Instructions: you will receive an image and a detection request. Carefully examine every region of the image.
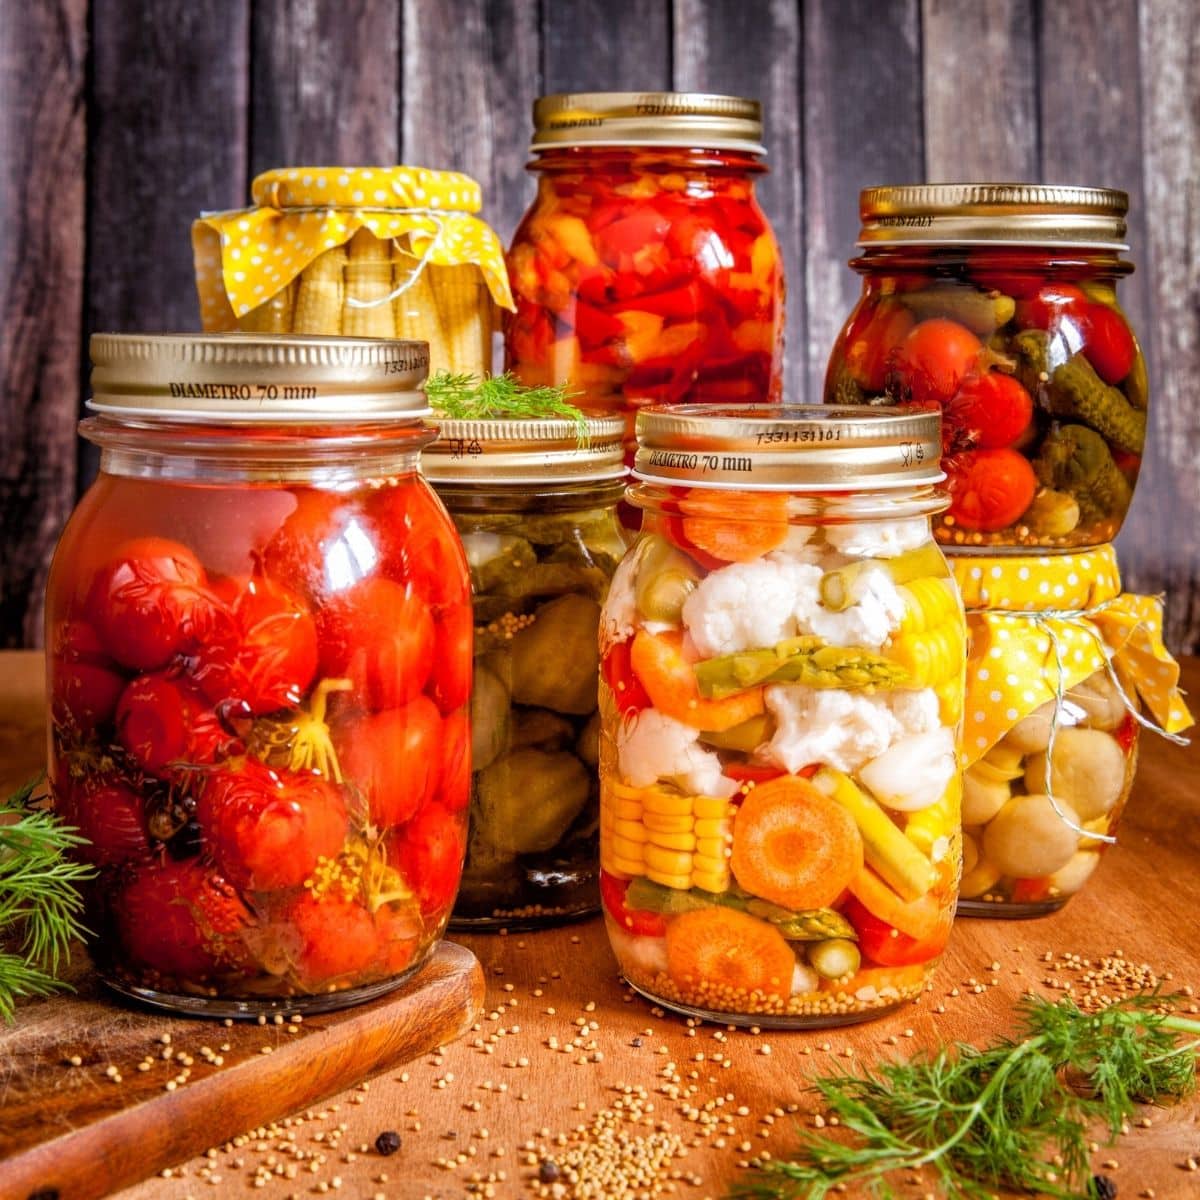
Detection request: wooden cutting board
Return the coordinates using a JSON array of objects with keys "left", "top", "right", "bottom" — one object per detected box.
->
[{"left": 0, "top": 941, "right": 484, "bottom": 1200}]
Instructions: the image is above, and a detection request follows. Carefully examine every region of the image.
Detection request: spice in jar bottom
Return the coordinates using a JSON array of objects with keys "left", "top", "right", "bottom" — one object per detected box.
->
[
  {"left": 959, "top": 668, "right": 1138, "bottom": 910},
  {"left": 598, "top": 491, "right": 964, "bottom": 1020},
  {"left": 48, "top": 475, "right": 472, "bottom": 1001}
]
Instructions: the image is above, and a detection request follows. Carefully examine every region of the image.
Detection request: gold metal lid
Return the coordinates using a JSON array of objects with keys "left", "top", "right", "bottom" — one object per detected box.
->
[
  {"left": 422, "top": 415, "right": 626, "bottom": 485},
  {"left": 531, "top": 92, "right": 765, "bottom": 154},
  {"left": 858, "top": 183, "right": 1129, "bottom": 248},
  {"left": 88, "top": 333, "right": 430, "bottom": 422},
  {"left": 633, "top": 405, "right": 943, "bottom": 491}
]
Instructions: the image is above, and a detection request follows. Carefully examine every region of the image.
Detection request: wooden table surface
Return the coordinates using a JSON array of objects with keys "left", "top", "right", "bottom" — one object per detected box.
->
[{"left": 3, "top": 650, "right": 1199, "bottom": 1200}]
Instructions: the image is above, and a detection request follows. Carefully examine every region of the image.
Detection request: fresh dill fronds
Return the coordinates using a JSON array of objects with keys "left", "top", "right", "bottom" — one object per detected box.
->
[
  {"left": 425, "top": 370, "right": 589, "bottom": 442},
  {"left": 731, "top": 993, "right": 1200, "bottom": 1200},
  {"left": 0, "top": 778, "right": 95, "bottom": 1021}
]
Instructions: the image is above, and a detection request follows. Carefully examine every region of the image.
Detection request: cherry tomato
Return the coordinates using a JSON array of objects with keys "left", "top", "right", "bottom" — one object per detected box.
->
[
  {"left": 57, "top": 774, "right": 150, "bottom": 867},
  {"left": 259, "top": 488, "right": 368, "bottom": 604},
  {"left": 1009, "top": 877, "right": 1053, "bottom": 904},
  {"left": 393, "top": 802, "right": 465, "bottom": 917},
  {"left": 843, "top": 298, "right": 915, "bottom": 392},
  {"left": 373, "top": 903, "right": 421, "bottom": 975},
  {"left": 317, "top": 577, "right": 435, "bottom": 710},
  {"left": 1014, "top": 283, "right": 1089, "bottom": 332},
  {"left": 196, "top": 576, "right": 319, "bottom": 714},
  {"left": 945, "top": 448, "right": 1038, "bottom": 532},
  {"left": 844, "top": 895, "right": 952, "bottom": 967},
  {"left": 86, "top": 537, "right": 225, "bottom": 672},
  {"left": 336, "top": 698, "right": 443, "bottom": 827},
  {"left": 944, "top": 372, "right": 1035, "bottom": 451},
  {"left": 1114, "top": 711, "right": 1139, "bottom": 755},
  {"left": 50, "top": 619, "right": 125, "bottom": 734},
  {"left": 966, "top": 248, "right": 1049, "bottom": 299},
  {"left": 115, "top": 672, "right": 240, "bottom": 778},
  {"left": 891, "top": 318, "right": 983, "bottom": 407},
  {"left": 601, "top": 640, "right": 652, "bottom": 717},
  {"left": 1083, "top": 302, "right": 1136, "bottom": 384},
  {"left": 599, "top": 869, "right": 667, "bottom": 938},
  {"left": 284, "top": 891, "right": 379, "bottom": 987},
  {"left": 436, "top": 709, "right": 471, "bottom": 814},
  {"left": 114, "top": 859, "right": 253, "bottom": 978},
  {"left": 197, "top": 760, "right": 348, "bottom": 891},
  {"left": 427, "top": 605, "right": 473, "bottom": 714}
]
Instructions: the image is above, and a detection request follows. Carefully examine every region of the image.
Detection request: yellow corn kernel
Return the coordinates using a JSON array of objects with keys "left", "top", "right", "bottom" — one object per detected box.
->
[
  {"left": 292, "top": 245, "right": 347, "bottom": 334},
  {"left": 898, "top": 577, "right": 960, "bottom": 635},
  {"left": 431, "top": 263, "right": 492, "bottom": 376},
  {"left": 610, "top": 855, "right": 646, "bottom": 878},
  {"left": 904, "top": 776, "right": 960, "bottom": 857},
  {"left": 611, "top": 834, "right": 647, "bottom": 863},
  {"left": 643, "top": 812, "right": 694, "bottom": 836},
  {"left": 692, "top": 869, "right": 731, "bottom": 894},
  {"left": 609, "top": 779, "right": 649, "bottom": 801},
  {"left": 644, "top": 868, "right": 693, "bottom": 891},
  {"left": 643, "top": 845, "right": 693, "bottom": 877},
  {"left": 641, "top": 789, "right": 694, "bottom": 817},
  {"left": 935, "top": 679, "right": 964, "bottom": 726},
  {"left": 342, "top": 229, "right": 396, "bottom": 338},
  {"left": 693, "top": 796, "right": 732, "bottom": 820},
  {"left": 649, "top": 830, "right": 697, "bottom": 853},
  {"left": 694, "top": 818, "right": 730, "bottom": 839},
  {"left": 239, "top": 280, "right": 296, "bottom": 332},
  {"left": 887, "top": 621, "right": 963, "bottom": 688},
  {"left": 695, "top": 837, "right": 729, "bottom": 859},
  {"left": 611, "top": 797, "right": 643, "bottom": 821},
  {"left": 692, "top": 853, "right": 728, "bottom": 876},
  {"left": 612, "top": 819, "right": 648, "bottom": 844}
]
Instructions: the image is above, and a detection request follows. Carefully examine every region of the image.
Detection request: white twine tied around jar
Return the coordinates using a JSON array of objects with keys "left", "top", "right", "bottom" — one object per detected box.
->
[{"left": 965, "top": 596, "right": 1190, "bottom": 845}]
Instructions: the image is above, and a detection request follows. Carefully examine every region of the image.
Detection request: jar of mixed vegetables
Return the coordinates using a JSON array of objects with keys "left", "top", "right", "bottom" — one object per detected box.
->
[
  {"left": 505, "top": 93, "right": 784, "bottom": 453},
  {"left": 599, "top": 405, "right": 964, "bottom": 1026},
  {"left": 46, "top": 334, "right": 472, "bottom": 1015},
  {"left": 824, "top": 185, "right": 1145, "bottom": 550},
  {"left": 953, "top": 548, "right": 1193, "bottom": 915},
  {"left": 422, "top": 414, "right": 627, "bottom": 927}
]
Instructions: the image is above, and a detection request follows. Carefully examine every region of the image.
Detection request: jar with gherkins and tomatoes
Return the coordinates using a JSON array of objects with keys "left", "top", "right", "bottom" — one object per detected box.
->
[
  {"left": 599, "top": 405, "right": 965, "bottom": 1027},
  {"left": 505, "top": 93, "right": 785, "bottom": 457},
  {"left": 422, "top": 414, "right": 627, "bottom": 928},
  {"left": 46, "top": 333, "right": 472, "bottom": 1015},
  {"left": 824, "top": 185, "right": 1145, "bottom": 551}
]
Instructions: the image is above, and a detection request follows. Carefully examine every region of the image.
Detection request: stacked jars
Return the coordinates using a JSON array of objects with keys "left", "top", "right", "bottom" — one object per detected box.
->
[
  {"left": 598, "top": 405, "right": 964, "bottom": 1026},
  {"left": 824, "top": 185, "right": 1193, "bottom": 915},
  {"left": 46, "top": 334, "right": 472, "bottom": 1014},
  {"left": 421, "top": 415, "right": 627, "bottom": 927},
  {"left": 505, "top": 92, "right": 785, "bottom": 457}
]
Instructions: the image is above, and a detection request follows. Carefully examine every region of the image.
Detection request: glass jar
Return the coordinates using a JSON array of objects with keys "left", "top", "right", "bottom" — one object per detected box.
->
[
  {"left": 422, "top": 415, "right": 627, "bottom": 927},
  {"left": 505, "top": 93, "right": 785, "bottom": 455},
  {"left": 952, "top": 547, "right": 1192, "bottom": 916},
  {"left": 193, "top": 166, "right": 516, "bottom": 376},
  {"left": 45, "top": 333, "right": 472, "bottom": 1016},
  {"left": 823, "top": 184, "right": 1145, "bottom": 551},
  {"left": 598, "top": 405, "right": 964, "bottom": 1027}
]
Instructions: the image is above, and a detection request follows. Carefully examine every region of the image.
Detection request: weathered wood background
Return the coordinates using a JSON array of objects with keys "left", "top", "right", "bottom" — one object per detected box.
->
[{"left": 2, "top": 0, "right": 1197, "bottom": 650}]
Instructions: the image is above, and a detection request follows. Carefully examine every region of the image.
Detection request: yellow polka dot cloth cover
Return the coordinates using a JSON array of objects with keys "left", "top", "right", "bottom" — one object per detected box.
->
[
  {"left": 192, "top": 166, "right": 515, "bottom": 376},
  {"left": 953, "top": 544, "right": 1193, "bottom": 768}
]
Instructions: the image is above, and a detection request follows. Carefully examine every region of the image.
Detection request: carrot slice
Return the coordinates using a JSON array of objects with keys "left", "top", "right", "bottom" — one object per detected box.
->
[
  {"left": 730, "top": 776, "right": 864, "bottom": 910},
  {"left": 847, "top": 866, "right": 943, "bottom": 941},
  {"left": 678, "top": 489, "right": 790, "bottom": 563},
  {"left": 629, "top": 628, "right": 765, "bottom": 732},
  {"left": 819, "top": 961, "right": 928, "bottom": 997},
  {"left": 665, "top": 907, "right": 796, "bottom": 1000}
]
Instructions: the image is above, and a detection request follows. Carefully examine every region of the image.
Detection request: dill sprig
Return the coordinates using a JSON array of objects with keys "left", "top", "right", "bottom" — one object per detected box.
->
[
  {"left": 0, "top": 778, "right": 95, "bottom": 1022},
  {"left": 425, "top": 370, "right": 589, "bottom": 442},
  {"left": 731, "top": 993, "right": 1200, "bottom": 1200}
]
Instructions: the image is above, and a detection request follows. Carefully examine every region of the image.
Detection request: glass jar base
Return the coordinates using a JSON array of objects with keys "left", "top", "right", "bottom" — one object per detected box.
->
[
  {"left": 100, "top": 966, "right": 421, "bottom": 1020},
  {"left": 957, "top": 897, "right": 1069, "bottom": 920},
  {"left": 621, "top": 976, "right": 916, "bottom": 1030}
]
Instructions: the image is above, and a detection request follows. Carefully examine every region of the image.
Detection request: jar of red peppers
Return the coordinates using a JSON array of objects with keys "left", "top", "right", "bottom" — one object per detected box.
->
[
  {"left": 599, "top": 405, "right": 964, "bottom": 1026},
  {"left": 505, "top": 93, "right": 785, "bottom": 453},
  {"left": 824, "top": 185, "right": 1145, "bottom": 550},
  {"left": 421, "top": 414, "right": 627, "bottom": 928},
  {"left": 46, "top": 334, "right": 472, "bottom": 1015}
]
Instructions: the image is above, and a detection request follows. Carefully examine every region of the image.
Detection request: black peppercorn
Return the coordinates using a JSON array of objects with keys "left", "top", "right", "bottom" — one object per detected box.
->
[
  {"left": 1089, "top": 1176, "right": 1118, "bottom": 1200},
  {"left": 374, "top": 1129, "right": 402, "bottom": 1156},
  {"left": 538, "top": 1160, "right": 561, "bottom": 1182}
]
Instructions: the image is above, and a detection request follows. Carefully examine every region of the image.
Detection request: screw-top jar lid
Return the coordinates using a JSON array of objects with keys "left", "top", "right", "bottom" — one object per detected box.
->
[
  {"left": 422, "top": 415, "right": 626, "bottom": 485},
  {"left": 633, "top": 405, "right": 943, "bottom": 491},
  {"left": 858, "top": 183, "right": 1129, "bottom": 249},
  {"left": 530, "top": 92, "right": 765, "bottom": 155},
  {"left": 88, "top": 333, "right": 430, "bottom": 422}
]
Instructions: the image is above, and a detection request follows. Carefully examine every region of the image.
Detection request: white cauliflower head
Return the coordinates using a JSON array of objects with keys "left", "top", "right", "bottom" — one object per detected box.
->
[
  {"left": 616, "top": 708, "right": 739, "bottom": 798},
  {"left": 825, "top": 519, "right": 932, "bottom": 559}
]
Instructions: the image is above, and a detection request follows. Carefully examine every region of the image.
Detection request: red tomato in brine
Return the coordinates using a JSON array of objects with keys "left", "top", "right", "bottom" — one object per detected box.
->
[
  {"left": 50, "top": 619, "right": 126, "bottom": 733},
  {"left": 393, "top": 803, "right": 465, "bottom": 917},
  {"left": 599, "top": 869, "right": 667, "bottom": 938},
  {"left": 891, "top": 319, "right": 983, "bottom": 407},
  {"left": 436, "top": 709, "right": 471, "bottom": 814},
  {"left": 427, "top": 604, "right": 473, "bottom": 714},
  {"left": 844, "top": 895, "right": 952, "bottom": 967},
  {"left": 369, "top": 482, "right": 471, "bottom": 611}
]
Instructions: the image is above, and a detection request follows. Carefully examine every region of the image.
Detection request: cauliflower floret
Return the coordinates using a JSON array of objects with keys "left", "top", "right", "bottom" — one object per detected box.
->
[
  {"left": 859, "top": 727, "right": 957, "bottom": 811},
  {"left": 616, "top": 709, "right": 739, "bottom": 798},
  {"left": 600, "top": 546, "right": 640, "bottom": 651},
  {"left": 763, "top": 684, "right": 943, "bottom": 775},
  {"left": 682, "top": 559, "right": 823, "bottom": 657},
  {"left": 804, "top": 564, "right": 906, "bottom": 650},
  {"left": 771, "top": 523, "right": 818, "bottom": 558},
  {"left": 888, "top": 687, "right": 942, "bottom": 735},
  {"left": 825, "top": 519, "right": 931, "bottom": 558}
]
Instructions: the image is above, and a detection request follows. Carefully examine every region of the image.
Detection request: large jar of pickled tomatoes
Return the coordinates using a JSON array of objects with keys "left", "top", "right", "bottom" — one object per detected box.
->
[
  {"left": 505, "top": 93, "right": 785, "bottom": 453},
  {"left": 599, "top": 406, "right": 964, "bottom": 1027},
  {"left": 824, "top": 185, "right": 1145, "bottom": 551},
  {"left": 421, "top": 414, "right": 627, "bottom": 928},
  {"left": 46, "top": 333, "right": 472, "bottom": 1016}
]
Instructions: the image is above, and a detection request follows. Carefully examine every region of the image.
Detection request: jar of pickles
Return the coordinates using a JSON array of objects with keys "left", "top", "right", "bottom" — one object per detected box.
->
[
  {"left": 46, "top": 334, "right": 472, "bottom": 1015},
  {"left": 505, "top": 93, "right": 785, "bottom": 452},
  {"left": 824, "top": 185, "right": 1145, "bottom": 550},
  {"left": 421, "top": 415, "right": 627, "bottom": 927},
  {"left": 598, "top": 405, "right": 964, "bottom": 1026}
]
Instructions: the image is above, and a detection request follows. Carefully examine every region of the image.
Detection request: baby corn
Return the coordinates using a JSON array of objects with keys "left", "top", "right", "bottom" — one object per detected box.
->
[
  {"left": 341, "top": 229, "right": 396, "bottom": 338},
  {"left": 292, "top": 244, "right": 347, "bottom": 334}
]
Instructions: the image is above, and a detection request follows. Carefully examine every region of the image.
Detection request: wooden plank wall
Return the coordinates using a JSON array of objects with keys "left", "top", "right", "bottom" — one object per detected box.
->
[{"left": 2, "top": 0, "right": 1197, "bottom": 651}]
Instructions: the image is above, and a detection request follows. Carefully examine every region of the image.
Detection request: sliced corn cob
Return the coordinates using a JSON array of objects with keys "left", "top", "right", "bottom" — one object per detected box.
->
[
  {"left": 885, "top": 618, "right": 965, "bottom": 689},
  {"left": 896, "top": 577, "right": 960, "bottom": 635},
  {"left": 292, "top": 244, "right": 347, "bottom": 334},
  {"left": 432, "top": 263, "right": 493, "bottom": 376},
  {"left": 393, "top": 255, "right": 451, "bottom": 369},
  {"left": 904, "top": 774, "right": 961, "bottom": 861},
  {"left": 341, "top": 229, "right": 396, "bottom": 338},
  {"left": 239, "top": 279, "right": 296, "bottom": 332}
]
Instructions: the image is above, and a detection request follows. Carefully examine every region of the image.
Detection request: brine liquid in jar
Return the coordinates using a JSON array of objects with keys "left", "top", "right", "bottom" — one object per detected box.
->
[
  {"left": 46, "top": 334, "right": 472, "bottom": 1016},
  {"left": 598, "top": 405, "right": 964, "bottom": 1027}
]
